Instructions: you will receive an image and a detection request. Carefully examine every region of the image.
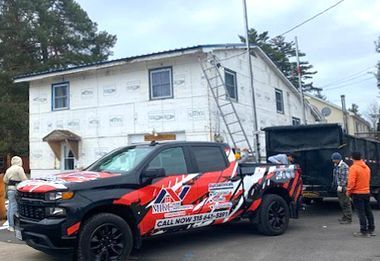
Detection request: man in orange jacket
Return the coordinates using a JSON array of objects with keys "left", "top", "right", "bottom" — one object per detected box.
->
[{"left": 346, "top": 152, "right": 375, "bottom": 238}]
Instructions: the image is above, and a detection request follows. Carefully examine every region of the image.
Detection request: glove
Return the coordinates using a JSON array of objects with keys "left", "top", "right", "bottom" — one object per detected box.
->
[{"left": 337, "top": 186, "right": 343, "bottom": 193}]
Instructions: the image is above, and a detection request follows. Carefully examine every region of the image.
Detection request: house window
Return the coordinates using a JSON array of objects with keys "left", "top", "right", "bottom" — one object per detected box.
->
[
  {"left": 224, "top": 69, "right": 238, "bottom": 100},
  {"left": 275, "top": 89, "right": 284, "bottom": 114},
  {"left": 52, "top": 82, "right": 69, "bottom": 110},
  {"left": 292, "top": 117, "right": 301, "bottom": 126},
  {"left": 149, "top": 67, "right": 173, "bottom": 100}
]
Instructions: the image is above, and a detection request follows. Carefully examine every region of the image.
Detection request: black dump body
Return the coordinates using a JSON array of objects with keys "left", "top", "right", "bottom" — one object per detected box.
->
[{"left": 264, "top": 124, "right": 380, "bottom": 199}]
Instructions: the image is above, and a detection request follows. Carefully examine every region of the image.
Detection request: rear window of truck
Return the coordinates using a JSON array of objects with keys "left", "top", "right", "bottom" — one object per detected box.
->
[{"left": 192, "top": 146, "right": 227, "bottom": 172}]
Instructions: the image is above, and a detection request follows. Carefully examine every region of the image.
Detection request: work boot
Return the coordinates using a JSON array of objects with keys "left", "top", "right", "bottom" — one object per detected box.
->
[
  {"left": 368, "top": 231, "right": 376, "bottom": 237},
  {"left": 353, "top": 232, "right": 370, "bottom": 238}
]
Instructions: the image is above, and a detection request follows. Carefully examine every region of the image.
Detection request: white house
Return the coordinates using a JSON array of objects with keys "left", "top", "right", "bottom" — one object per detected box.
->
[{"left": 15, "top": 44, "right": 318, "bottom": 177}]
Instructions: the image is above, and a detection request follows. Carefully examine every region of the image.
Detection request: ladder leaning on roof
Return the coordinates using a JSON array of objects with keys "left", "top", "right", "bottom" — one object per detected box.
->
[{"left": 199, "top": 53, "right": 254, "bottom": 157}]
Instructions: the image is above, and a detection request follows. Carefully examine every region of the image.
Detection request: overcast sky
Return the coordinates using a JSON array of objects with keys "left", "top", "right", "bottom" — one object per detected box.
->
[{"left": 76, "top": 0, "right": 379, "bottom": 116}]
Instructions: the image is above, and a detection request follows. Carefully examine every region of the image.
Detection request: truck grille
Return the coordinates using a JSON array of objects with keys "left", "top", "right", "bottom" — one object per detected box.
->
[
  {"left": 17, "top": 191, "right": 46, "bottom": 200},
  {"left": 18, "top": 204, "right": 46, "bottom": 221}
]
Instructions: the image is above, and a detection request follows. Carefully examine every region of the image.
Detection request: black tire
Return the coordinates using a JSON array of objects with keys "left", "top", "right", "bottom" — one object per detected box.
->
[
  {"left": 77, "top": 213, "right": 133, "bottom": 261},
  {"left": 258, "top": 194, "right": 289, "bottom": 236}
]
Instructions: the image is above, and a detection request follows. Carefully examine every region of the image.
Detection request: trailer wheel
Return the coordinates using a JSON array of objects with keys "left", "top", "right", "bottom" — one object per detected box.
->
[
  {"left": 258, "top": 194, "right": 289, "bottom": 236},
  {"left": 77, "top": 213, "right": 133, "bottom": 261}
]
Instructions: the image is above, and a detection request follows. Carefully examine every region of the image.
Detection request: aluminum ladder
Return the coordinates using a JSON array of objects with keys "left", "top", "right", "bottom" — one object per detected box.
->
[{"left": 199, "top": 53, "right": 253, "bottom": 153}]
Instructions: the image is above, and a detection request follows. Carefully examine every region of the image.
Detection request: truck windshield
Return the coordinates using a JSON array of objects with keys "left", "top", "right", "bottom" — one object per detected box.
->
[{"left": 87, "top": 146, "right": 153, "bottom": 174}]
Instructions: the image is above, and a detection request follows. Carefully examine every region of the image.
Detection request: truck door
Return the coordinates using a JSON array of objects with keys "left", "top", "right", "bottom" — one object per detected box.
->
[
  {"left": 138, "top": 146, "right": 200, "bottom": 235},
  {"left": 189, "top": 145, "right": 237, "bottom": 224}
]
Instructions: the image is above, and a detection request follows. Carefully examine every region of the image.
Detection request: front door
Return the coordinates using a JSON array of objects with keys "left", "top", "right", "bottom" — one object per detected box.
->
[{"left": 60, "top": 143, "right": 75, "bottom": 171}]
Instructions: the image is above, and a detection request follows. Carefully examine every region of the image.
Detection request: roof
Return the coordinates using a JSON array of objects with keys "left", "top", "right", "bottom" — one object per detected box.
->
[
  {"left": 305, "top": 93, "right": 344, "bottom": 112},
  {"left": 43, "top": 129, "right": 81, "bottom": 142},
  {"left": 305, "top": 93, "right": 371, "bottom": 128},
  {"left": 14, "top": 43, "right": 247, "bottom": 83}
]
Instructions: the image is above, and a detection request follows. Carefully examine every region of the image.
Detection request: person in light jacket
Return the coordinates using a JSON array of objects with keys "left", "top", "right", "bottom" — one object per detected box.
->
[
  {"left": 3, "top": 156, "right": 27, "bottom": 231},
  {"left": 331, "top": 152, "right": 352, "bottom": 224},
  {"left": 268, "top": 153, "right": 295, "bottom": 165}
]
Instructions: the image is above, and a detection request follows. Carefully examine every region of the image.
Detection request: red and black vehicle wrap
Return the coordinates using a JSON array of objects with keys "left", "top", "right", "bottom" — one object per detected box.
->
[{"left": 14, "top": 142, "right": 302, "bottom": 254}]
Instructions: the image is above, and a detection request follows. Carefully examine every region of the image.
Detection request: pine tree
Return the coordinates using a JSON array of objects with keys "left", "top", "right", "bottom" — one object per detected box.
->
[
  {"left": 240, "top": 28, "right": 321, "bottom": 95},
  {"left": 0, "top": 0, "right": 117, "bottom": 154},
  {"left": 348, "top": 103, "right": 360, "bottom": 116}
]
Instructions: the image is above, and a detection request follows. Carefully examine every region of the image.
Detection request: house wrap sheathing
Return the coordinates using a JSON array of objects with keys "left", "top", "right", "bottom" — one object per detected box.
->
[{"left": 15, "top": 44, "right": 318, "bottom": 177}]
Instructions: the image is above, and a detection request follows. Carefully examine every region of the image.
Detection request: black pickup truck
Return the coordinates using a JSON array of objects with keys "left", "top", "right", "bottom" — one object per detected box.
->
[{"left": 15, "top": 141, "right": 302, "bottom": 260}]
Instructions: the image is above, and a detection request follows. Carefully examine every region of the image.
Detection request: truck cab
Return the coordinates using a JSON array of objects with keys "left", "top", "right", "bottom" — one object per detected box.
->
[{"left": 15, "top": 141, "right": 302, "bottom": 260}]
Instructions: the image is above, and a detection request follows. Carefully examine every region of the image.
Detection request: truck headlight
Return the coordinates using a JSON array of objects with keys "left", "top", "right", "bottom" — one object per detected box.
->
[
  {"left": 47, "top": 191, "right": 74, "bottom": 201},
  {"left": 46, "top": 207, "right": 66, "bottom": 217}
]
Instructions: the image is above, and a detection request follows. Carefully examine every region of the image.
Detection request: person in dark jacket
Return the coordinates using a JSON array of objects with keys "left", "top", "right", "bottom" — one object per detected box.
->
[
  {"left": 331, "top": 152, "right": 352, "bottom": 224},
  {"left": 346, "top": 152, "right": 375, "bottom": 238}
]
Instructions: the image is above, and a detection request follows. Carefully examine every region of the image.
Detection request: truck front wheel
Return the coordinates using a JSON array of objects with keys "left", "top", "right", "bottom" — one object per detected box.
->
[
  {"left": 258, "top": 194, "right": 289, "bottom": 236},
  {"left": 77, "top": 213, "right": 133, "bottom": 261}
]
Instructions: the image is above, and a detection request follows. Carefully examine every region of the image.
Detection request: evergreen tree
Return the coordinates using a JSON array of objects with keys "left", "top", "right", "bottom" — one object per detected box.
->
[
  {"left": 240, "top": 28, "right": 320, "bottom": 95},
  {"left": 0, "top": 0, "right": 117, "bottom": 154},
  {"left": 348, "top": 103, "right": 360, "bottom": 116}
]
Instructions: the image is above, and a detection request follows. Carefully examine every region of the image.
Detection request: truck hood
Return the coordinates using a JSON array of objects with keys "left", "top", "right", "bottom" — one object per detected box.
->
[{"left": 17, "top": 171, "right": 121, "bottom": 193}]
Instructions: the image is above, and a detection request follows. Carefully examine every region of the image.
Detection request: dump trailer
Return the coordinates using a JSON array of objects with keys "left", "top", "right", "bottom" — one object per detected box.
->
[{"left": 264, "top": 124, "right": 380, "bottom": 207}]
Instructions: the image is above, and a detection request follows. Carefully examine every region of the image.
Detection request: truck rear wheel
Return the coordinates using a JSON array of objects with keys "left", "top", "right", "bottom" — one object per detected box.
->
[
  {"left": 258, "top": 194, "right": 289, "bottom": 236},
  {"left": 77, "top": 213, "right": 133, "bottom": 261}
]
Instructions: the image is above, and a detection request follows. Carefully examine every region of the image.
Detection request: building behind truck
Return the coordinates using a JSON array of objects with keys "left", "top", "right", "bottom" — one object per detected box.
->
[
  {"left": 14, "top": 44, "right": 319, "bottom": 178},
  {"left": 264, "top": 123, "right": 380, "bottom": 207}
]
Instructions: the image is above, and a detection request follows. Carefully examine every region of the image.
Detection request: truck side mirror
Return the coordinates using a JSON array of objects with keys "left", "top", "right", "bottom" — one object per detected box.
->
[{"left": 142, "top": 168, "right": 166, "bottom": 179}]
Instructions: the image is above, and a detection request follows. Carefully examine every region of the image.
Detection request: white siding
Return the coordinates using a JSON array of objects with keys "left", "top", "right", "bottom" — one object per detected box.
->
[
  {"left": 211, "top": 49, "right": 316, "bottom": 158},
  {"left": 29, "top": 54, "right": 211, "bottom": 177}
]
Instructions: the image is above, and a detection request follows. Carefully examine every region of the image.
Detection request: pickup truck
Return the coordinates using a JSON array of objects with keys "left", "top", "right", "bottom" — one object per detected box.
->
[{"left": 15, "top": 141, "right": 302, "bottom": 260}]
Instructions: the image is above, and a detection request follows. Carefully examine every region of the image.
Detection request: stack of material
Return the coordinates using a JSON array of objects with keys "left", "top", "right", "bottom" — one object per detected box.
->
[{"left": 0, "top": 174, "right": 6, "bottom": 220}]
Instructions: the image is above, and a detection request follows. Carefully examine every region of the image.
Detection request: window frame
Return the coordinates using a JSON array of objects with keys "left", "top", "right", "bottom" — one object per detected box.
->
[
  {"left": 275, "top": 88, "right": 284, "bottom": 114},
  {"left": 190, "top": 145, "right": 229, "bottom": 173},
  {"left": 224, "top": 68, "right": 238, "bottom": 101},
  {"left": 149, "top": 66, "right": 173, "bottom": 100},
  {"left": 145, "top": 146, "right": 189, "bottom": 176},
  {"left": 292, "top": 117, "right": 301, "bottom": 126},
  {"left": 52, "top": 82, "right": 70, "bottom": 111}
]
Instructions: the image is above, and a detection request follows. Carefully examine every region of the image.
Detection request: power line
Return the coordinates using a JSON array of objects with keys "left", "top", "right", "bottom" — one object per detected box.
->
[
  {"left": 280, "top": 0, "right": 345, "bottom": 36},
  {"left": 320, "top": 72, "right": 372, "bottom": 88},
  {"left": 319, "top": 66, "right": 375, "bottom": 88},
  {"left": 323, "top": 77, "right": 374, "bottom": 91}
]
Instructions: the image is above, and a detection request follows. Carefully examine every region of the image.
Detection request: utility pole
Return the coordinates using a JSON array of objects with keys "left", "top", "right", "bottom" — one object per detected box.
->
[
  {"left": 294, "top": 36, "right": 307, "bottom": 125},
  {"left": 242, "top": 0, "right": 260, "bottom": 162}
]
